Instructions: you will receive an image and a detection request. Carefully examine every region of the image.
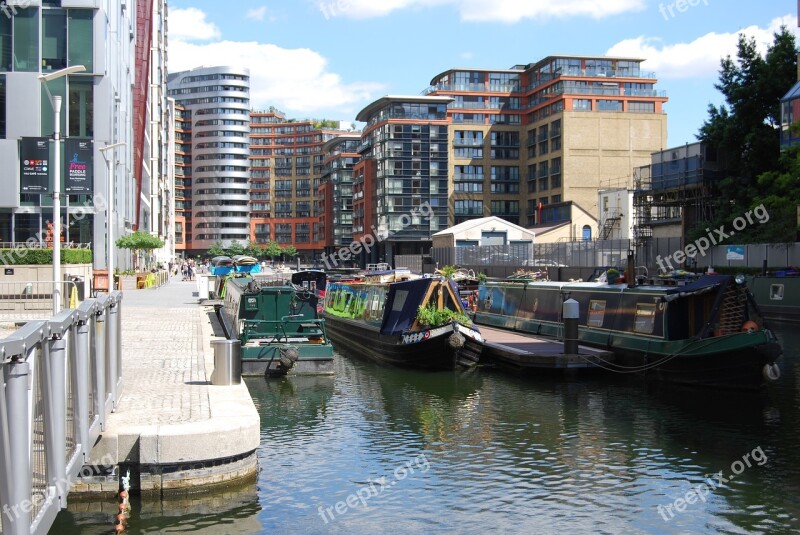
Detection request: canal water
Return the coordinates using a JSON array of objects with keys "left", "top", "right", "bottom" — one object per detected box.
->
[{"left": 54, "top": 325, "right": 800, "bottom": 534}]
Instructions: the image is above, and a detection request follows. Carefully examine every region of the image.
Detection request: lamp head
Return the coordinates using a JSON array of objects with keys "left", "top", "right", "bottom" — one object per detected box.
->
[{"left": 38, "top": 65, "right": 87, "bottom": 82}]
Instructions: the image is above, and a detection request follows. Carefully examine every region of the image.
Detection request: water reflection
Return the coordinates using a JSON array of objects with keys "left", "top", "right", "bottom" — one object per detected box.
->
[
  {"left": 51, "top": 479, "right": 261, "bottom": 534},
  {"left": 53, "top": 325, "right": 800, "bottom": 534}
]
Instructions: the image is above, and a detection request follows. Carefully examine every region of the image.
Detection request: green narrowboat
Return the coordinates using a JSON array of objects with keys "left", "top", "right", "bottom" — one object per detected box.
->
[
  {"left": 217, "top": 272, "right": 334, "bottom": 377},
  {"left": 476, "top": 274, "right": 782, "bottom": 389}
]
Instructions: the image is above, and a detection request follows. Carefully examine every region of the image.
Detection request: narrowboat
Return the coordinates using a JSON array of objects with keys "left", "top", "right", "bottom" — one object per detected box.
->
[
  {"left": 747, "top": 273, "right": 800, "bottom": 323},
  {"left": 322, "top": 269, "right": 484, "bottom": 370},
  {"left": 216, "top": 272, "right": 334, "bottom": 377},
  {"left": 475, "top": 274, "right": 782, "bottom": 389}
]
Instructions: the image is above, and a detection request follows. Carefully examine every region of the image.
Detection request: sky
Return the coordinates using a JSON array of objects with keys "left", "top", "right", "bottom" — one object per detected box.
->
[{"left": 168, "top": 0, "right": 800, "bottom": 148}]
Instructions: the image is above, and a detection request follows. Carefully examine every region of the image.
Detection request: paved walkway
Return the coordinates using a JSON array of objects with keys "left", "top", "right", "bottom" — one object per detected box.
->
[{"left": 83, "top": 276, "right": 260, "bottom": 493}]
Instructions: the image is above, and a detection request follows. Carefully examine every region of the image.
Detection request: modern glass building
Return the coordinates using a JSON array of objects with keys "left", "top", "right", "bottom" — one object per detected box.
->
[
  {"left": 0, "top": 0, "right": 137, "bottom": 270},
  {"left": 167, "top": 66, "right": 251, "bottom": 253},
  {"left": 354, "top": 96, "right": 452, "bottom": 264},
  {"left": 318, "top": 133, "right": 360, "bottom": 255}
]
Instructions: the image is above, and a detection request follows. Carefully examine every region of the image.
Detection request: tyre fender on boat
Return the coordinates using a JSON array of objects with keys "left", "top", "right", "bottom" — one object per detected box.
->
[
  {"left": 763, "top": 362, "right": 781, "bottom": 382},
  {"left": 448, "top": 332, "right": 465, "bottom": 349},
  {"left": 741, "top": 320, "right": 760, "bottom": 333}
]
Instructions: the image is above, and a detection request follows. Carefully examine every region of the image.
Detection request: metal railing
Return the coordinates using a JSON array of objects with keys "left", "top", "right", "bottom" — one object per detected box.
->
[
  {"left": 0, "top": 281, "right": 81, "bottom": 321},
  {"left": 0, "top": 292, "right": 122, "bottom": 535}
]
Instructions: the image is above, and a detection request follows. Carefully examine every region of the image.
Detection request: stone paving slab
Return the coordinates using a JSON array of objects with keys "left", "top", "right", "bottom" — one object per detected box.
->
[{"left": 85, "top": 277, "right": 260, "bottom": 488}]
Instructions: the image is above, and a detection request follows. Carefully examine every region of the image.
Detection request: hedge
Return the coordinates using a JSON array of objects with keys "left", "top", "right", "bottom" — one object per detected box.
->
[{"left": 0, "top": 248, "right": 92, "bottom": 265}]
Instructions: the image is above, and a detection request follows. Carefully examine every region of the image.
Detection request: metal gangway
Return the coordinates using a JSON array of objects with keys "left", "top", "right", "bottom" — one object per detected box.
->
[{"left": 0, "top": 292, "right": 123, "bottom": 535}]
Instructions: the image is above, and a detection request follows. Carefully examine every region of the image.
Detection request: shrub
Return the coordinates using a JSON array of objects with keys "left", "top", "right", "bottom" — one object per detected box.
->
[
  {"left": 0, "top": 248, "right": 92, "bottom": 265},
  {"left": 416, "top": 304, "right": 472, "bottom": 328}
]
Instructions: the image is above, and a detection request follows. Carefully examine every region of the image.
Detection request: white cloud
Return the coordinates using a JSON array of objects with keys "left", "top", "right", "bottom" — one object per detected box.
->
[
  {"left": 170, "top": 7, "right": 221, "bottom": 41},
  {"left": 606, "top": 14, "right": 799, "bottom": 79},
  {"left": 246, "top": 6, "right": 269, "bottom": 22},
  {"left": 169, "top": 39, "right": 385, "bottom": 116},
  {"left": 460, "top": 52, "right": 474, "bottom": 61},
  {"left": 317, "top": 0, "right": 645, "bottom": 22}
]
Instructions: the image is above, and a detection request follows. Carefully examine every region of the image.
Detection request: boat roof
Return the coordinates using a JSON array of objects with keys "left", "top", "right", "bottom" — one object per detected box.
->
[{"left": 487, "top": 274, "right": 731, "bottom": 294}]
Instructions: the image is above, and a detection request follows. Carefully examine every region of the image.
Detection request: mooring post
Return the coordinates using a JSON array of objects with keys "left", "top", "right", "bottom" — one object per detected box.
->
[{"left": 562, "top": 298, "right": 579, "bottom": 355}]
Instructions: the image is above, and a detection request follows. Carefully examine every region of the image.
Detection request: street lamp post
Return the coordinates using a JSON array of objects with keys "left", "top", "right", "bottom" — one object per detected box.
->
[
  {"left": 100, "top": 143, "right": 125, "bottom": 289},
  {"left": 39, "top": 65, "right": 86, "bottom": 313}
]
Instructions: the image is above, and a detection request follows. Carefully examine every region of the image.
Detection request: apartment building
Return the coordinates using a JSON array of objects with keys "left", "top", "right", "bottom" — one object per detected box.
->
[
  {"left": 353, "top": 96, "right": 452, "bottom": 264},
  {"left": 249, "top": 110, "right": 345, "bottom": 259},
  {"left": 167, "top": 66, "right": 251, "bottom": 254},
  {"left": 425, "top": 56, "right": 668, "bottom": 241},
  {"left": 318, "top": 133, "right": 360, "bottom": 256}
]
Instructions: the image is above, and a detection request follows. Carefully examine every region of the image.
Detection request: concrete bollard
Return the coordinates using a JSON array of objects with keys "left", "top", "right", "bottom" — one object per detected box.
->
[{"left": 562, "top": 298, "right": 579, "bottom": 355}]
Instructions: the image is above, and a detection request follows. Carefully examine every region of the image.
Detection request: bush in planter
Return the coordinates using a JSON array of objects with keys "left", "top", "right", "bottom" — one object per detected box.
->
[{"left": 0, "top": 248, "right": 92, "bottom": 265}]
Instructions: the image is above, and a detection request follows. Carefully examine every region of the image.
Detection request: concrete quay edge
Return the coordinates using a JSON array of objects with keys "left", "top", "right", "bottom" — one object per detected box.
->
[{"left": 73, "top": 279, "right": 260, "bottom": 496}]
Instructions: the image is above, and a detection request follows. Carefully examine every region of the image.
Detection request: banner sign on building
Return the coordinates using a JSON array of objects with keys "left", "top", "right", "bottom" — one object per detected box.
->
[
  {"left": 64, "top": 138, "right": 93, "bottom": 194},
  {"left": 726, "top": 245, "right": 745, "bottom": 261},
  {"left": 19, "top": 137, "right": 50, "bottom": 193}
]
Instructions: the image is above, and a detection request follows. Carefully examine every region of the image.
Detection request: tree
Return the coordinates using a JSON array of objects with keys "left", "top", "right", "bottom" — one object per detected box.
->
[
  {"left": 207, "top": 241, "right": 226, "bottom": 257},
  {"left": 264, "top": 241, "right": 283, "bottom": 263},
  {"left": 245, "top": 241, "right": 264, "bottom": 259},
  {"left": 281, "top": 244, "right": 298, "bottom": 259},
  {"left": 115, "top": 231, "right": 165, "bottom": 271},
  {"left": 226, "top": 240, "right": 246, "bottom": 256},
  {"left": 695, "top": 27, "right": 798, "bottom": 243}
]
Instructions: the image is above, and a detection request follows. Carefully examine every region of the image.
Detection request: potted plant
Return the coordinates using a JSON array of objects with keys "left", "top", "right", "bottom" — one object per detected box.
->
[{"left": 606, "top": 268, "right": 620, "bottom": 284}]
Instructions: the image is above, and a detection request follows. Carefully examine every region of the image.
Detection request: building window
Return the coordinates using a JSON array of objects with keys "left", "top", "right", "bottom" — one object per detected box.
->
[
  {"left": 68, "top": 77, "right": 92, "bottom": 137},
  {"left": 597, "top": 100, "right": 622, "bottom": 112},
  {"left": 628, "top": 101, "right": 655, "bottom": 113},
  {"left": 42, "top": 9, "right": 67, "bottom": 70},
  {"left": 573, "top": 99, "right": 591, "bottom": 111},
  {"left": 582, "top": 225, "right": 592, "bottom": 241},
  {"left": 41, "top": 76, "right": 67, "bottom": 135},
  {"left": 14, "top": 7, "right": 39, "bottom": 72},
  {"left": 454, "top": 200, "right": 483, "bottom": 216},
  {"left": 68, "top": 9, "right": 93, "bottom": 71},
  {"left": 0, "top": 15, "right": 10, "bottom": 72}
]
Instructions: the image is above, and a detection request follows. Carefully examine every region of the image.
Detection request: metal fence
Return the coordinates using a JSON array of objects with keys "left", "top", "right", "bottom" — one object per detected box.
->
[
  {"left": 0, "top": 292, "right": 122, "bottom": 535},
  {"left": 0, "top": 281, "right": 81, "bottom": 322},
  {"left": 429, "top": 240, "right": 800, "bottom": 276}
]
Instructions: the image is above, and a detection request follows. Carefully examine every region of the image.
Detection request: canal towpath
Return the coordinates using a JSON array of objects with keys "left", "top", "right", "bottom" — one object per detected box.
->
[{"left": 73, "top": 275, "right": 260, "bottom": 494}]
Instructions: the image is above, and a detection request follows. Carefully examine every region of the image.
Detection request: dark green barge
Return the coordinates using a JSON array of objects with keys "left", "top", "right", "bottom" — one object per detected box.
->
[{"left": 216, "top": 272, "right": 334, "bottom": 377}]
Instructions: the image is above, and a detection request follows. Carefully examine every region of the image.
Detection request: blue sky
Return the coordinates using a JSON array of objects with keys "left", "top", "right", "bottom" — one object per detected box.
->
[{"left": 169, "top": 0, "right": 798, "bottom": 147}]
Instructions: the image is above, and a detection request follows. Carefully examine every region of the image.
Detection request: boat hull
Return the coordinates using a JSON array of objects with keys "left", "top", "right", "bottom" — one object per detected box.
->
[
  {"left": 324, "top": 315, "right": 480, "bottom": 370},
  {"left": 747, "top": 275, "right": 800, "bottom": 323},
  {"left": 241, "top": 344, "right": 335, "bottom": 377}
]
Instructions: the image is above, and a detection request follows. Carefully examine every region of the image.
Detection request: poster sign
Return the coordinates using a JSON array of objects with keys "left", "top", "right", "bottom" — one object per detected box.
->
[
  {"left": 726, "top": 245, "right": 745, "bottom": 261},
  {"left": 64, "top": 138, "right": 93, "bottom": 194},
  {"left": 19, "top": 137, "right": 50, "bottom": 193}
]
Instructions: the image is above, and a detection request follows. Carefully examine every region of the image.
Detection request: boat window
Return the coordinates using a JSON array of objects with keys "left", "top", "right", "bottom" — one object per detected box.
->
[
  {"left": 587, "top": 300, "right": 606, "bottom": 327},
  {"left": 770, "top": 284, "right": 784, "bottom": 300},
  {"left": 393, "top": 290, "right": 409, "bottom": 311},
  {"left": 633, "top": 303, "right": 656, "bottom": 334}
]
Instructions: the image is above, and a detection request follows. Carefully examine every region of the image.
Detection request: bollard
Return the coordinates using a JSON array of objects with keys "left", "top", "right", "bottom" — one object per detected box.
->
[
  {"left": 562, "top": 298, "right": 579, "bottom": 355},
  {"left": 210, "top": 339, "right": 242, "bottom": 385}
]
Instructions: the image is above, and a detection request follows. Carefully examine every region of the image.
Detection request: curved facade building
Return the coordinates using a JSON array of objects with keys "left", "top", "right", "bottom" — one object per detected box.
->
[{"left": 167, "top": 66, "right": 251, "bottom": 252}]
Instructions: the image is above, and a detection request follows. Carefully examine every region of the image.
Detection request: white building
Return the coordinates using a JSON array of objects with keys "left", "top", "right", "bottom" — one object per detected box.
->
[{"left": 597, "top": 187, "right": 634, "bottom": 241}]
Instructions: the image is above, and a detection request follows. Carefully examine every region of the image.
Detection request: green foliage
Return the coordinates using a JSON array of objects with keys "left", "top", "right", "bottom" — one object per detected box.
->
[
  {"left": 115, "top": 230, "right": 164, "bottom": 251},
  {"left": 245, "top": 242, "right": 265, "bottom": 259},
  {"left": 697, "top": 28, "right": 799, "bottom": 243},
  {"left": 478, "top": 273, "right": 487, "bottom": 285},
  {"left": 264, "top": 241, "right": 283, "bottom": 259},
  {"left": 416, "top": 304, "right": 472, "bottom": 328},
  {"left": 438, "top": 265, "right": 458, "bottom": 279},
  {"left": 281, "top": 244, "right": 298, "bottom": 258},
  {"left": 226, "top": 240, "right": 246, "bottom": 256},
  {"left": 0, "top": 248, "right": 92, "bottom": 265},
  {"left": 313, "top": 119, "right": 340, "bottom": 129},
  {"left": 207, "top": 241, "right": 226, "bottom": 257}
]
